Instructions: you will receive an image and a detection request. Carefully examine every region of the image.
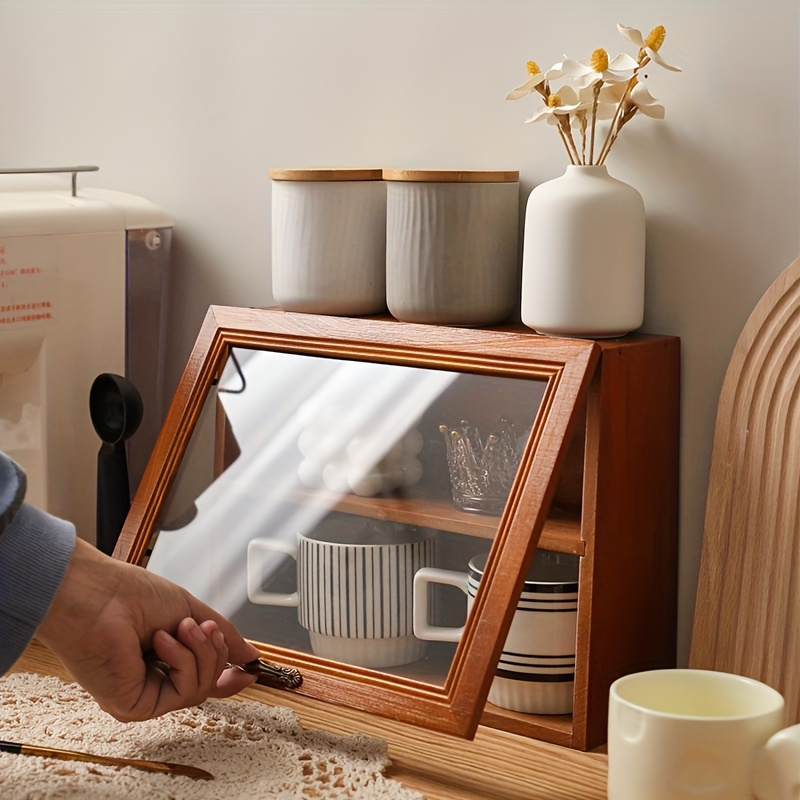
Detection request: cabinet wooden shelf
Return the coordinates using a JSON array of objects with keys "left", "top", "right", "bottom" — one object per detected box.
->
[
  {"left": 276, "top": 486, "right": 584, "bottom": 555},
  {"left": 118, "top": 307, "right": 679, "bottom": 752}
]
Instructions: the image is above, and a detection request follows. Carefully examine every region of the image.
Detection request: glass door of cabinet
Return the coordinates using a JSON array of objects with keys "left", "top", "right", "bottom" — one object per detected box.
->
[{"left": 118, "top": 307, "right": 598, "bottom": 739}]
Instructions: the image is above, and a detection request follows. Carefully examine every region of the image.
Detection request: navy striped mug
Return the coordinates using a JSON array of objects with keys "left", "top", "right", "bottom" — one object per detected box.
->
[
  {"left": 248, "top": 522, "right": 435, "bottom": 668},
  {"left": 414, "top": 549, "right": 579, "bottom": 714}
]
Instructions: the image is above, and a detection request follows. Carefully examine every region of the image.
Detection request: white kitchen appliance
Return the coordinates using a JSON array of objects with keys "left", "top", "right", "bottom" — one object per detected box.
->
[{"left": 0, "top": 166, "right": 172, "bottom": 544}]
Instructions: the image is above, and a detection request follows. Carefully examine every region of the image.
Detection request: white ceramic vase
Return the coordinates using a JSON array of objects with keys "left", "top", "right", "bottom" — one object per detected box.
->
[{"left": 520, "top": 165, "right": 646, "bottom": 338}]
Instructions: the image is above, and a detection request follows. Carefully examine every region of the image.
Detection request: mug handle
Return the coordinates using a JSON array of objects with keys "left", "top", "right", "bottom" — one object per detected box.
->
[
  {"left": 413, "top": 566, "right": 469, "bottom": 642},
  {"left": 247, "top": 536, "right": 299, "bottom": 606},
  {"left": 752, "top": 723, "right": 800, "bottom": 800}
]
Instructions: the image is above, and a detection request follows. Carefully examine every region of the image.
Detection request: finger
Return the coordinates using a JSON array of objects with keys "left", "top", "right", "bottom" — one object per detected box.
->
[
  {"left": 174, "top": 617, "right": 218, "bottom": 694},
  {"left": 198, "top": 619, "right": 229, "bottom": 685},
  {"left": 149, "top": 621, "right": 210, "bottom": 708},
  {"left": 131, "top": 619, "right": 244, "bottom": 718},
  {"left": 196, "top": 618, "right": 258, "bottom": 699},
  {"left": 125, "top": 628, "right": 190, "bottom": 719},
  {"left": 185, "top": 595, "right": 260, "bottom": 664},
  {"left": 150, "top": 627, "right": 197, "bottom": 703},
  {"left": 132, "top": 624, "right": 216, "bottom": 719},
  {"left": 211, "top": 668, "right": 258, "bottom": 698}
]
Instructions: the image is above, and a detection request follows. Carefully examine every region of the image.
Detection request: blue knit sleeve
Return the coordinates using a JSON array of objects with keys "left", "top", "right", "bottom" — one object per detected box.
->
[
  {"left": 0, "top": 453, "right": 75, "bottom": 674},
  {"left": 0, "top": 450, "right": 26, "bottom": 534}
]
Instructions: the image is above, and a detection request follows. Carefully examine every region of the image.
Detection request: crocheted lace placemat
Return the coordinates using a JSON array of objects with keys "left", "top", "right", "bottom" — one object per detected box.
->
[{"left": 0, "top": 672, "right": 423, "bottom": 799}]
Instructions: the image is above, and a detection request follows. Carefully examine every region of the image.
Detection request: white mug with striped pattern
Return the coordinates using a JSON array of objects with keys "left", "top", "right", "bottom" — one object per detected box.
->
[
  {"left": 414, "top": 549, "right": 579, "bottom": 714},
  {"left": 248, "top": 523, "right": 435, "bottom": 668}
]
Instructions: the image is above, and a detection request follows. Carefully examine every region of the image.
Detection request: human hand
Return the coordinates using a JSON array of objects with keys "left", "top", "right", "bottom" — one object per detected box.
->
[{"left": 36, "top": 537, "right": 261, "bottom": 722}]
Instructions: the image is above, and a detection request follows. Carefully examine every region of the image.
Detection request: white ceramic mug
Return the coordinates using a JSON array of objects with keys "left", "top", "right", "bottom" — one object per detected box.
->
[
  {"left": 247, "top": 522, "right": 435, "bottom": 669},
  {"left": 414, "top": 550, "right": 579, "bottom": 714},
  {"left": 608, "top": 668, "right": 800, "bottom": 800}
]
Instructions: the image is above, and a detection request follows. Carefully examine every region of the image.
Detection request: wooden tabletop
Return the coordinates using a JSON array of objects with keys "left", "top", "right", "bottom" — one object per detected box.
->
[{"left": 10, "top": 641, "right": 609, "bottom": 799}]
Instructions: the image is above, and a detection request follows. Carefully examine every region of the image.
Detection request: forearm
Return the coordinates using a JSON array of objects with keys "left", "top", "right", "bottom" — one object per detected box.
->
[
  {"left": 0, "top": 502, "right": 75, "bottom": 674},
  {"left": 0, "top": 453, "right": 257, "bottom": 720}
]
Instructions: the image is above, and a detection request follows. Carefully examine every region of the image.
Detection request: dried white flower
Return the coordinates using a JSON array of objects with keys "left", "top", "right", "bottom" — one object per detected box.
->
[
  {"left": 617, "top": 23, "right": 682, "bottom": 72},
  {"left": 560, "top": 50, "right": 639, "bottom": 89},
  {"left": 524, "top": 85, "right": 586, "bottom": 125},
  {"left": 505, "top": 22, "right": 680, "bottom": 165}
]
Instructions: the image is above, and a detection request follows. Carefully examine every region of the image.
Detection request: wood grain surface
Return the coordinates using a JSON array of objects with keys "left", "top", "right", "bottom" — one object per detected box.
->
[
  {"left": 268, "top": 167, "right": 383, "bottom": 181},
  {"left": 691, "top": 253, "right": 800, "bottom": 723},
  {"left": 10, "top": 641, "right": 609, "bottom": 800},
  {"left": 382, "top": 169, "right": 520, "bottom": 183}
]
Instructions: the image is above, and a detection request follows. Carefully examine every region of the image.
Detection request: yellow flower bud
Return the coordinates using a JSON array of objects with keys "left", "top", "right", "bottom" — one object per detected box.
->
[
  {"left": 547, "top": 93, "right": 561, "bottom": 108},
  {"left": 526, "top": 60, "right": 541, "bottom": 76},
  {"left": 590, "top": 48, "right": 609, "bottom": 72},
  {"left": 645, "top": 25, "right": 666, "bottom": 52}
]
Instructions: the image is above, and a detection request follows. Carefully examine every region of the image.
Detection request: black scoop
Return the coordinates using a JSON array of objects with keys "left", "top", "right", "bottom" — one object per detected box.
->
[{"left": 89, "top": 373, "right": 143, "bottom": 555}]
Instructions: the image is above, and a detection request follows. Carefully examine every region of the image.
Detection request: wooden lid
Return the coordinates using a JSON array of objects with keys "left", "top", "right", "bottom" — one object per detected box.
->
[
  {"left": 382, "top": 168, "right": 519, "bottom": 183},
  {"left": 268, "top": 168, "right": 383, "bottom": 181}
]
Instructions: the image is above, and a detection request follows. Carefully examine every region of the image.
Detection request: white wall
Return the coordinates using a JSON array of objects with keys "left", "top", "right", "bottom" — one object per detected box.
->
[{"left": 1, "top": 0, "right": 798, "bottom": 663}]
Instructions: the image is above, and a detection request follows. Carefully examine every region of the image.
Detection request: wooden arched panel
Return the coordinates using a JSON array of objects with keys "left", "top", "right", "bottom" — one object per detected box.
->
[{"left": 691, "top": 254, "right": 800, "bottom": 722}]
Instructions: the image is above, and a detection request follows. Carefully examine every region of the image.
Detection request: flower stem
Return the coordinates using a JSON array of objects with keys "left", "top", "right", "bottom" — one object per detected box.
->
[
  {"left": 588, "top": 83, "right": 601, "bottom": 164},
  {"left": 596, "top": 55, "right": 650, "bottom": 164},
  {"left": 558, "top": 116, "right": 582, "bottom": 164},
  {"left": 577, "top": 111, "right": 588, "bottom": 164},
  {"left": 557, "top": 122, "right": 578, "bottom": 165},
  {"left": 598, "top": 106, "right": 638, "bottom": 166},
  {"left": 596, "top": 78, "right": 634, "bottom": 165}
]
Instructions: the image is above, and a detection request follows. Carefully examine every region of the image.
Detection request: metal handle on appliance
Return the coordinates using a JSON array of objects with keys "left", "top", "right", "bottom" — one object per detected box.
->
[{"left": 0, "top": 165, "right": 99, "bottom": 197}]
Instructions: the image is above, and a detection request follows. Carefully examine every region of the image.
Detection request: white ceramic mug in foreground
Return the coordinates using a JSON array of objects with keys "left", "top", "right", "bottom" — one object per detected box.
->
[
  {"left": 608, "top": 668, "right": 800, "bottom": 800},
  {"left": 414, "top": 550, "right": 579, "bottom": 714},
  {"left": 247, "top": 523, "right": 434, "bottom": 669}
]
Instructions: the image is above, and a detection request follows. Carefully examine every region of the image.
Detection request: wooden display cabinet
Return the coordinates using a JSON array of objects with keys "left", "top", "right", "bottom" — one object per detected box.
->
[{"left": 115, "top": 306, "right": 679, "bottom": 752}]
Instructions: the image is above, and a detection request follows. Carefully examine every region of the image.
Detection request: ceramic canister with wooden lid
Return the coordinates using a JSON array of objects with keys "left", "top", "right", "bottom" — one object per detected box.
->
[
  {"left": 270, "top": 168, "right": 386, "bottom": 315},
  {"left": 383, "top": 169, "right": 520, "bottom": 326}
]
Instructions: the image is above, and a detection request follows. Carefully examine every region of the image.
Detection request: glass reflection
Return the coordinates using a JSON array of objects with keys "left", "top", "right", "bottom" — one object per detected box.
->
[{"left": 145, "top": 348, "right": 546, "bottom": 683}]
